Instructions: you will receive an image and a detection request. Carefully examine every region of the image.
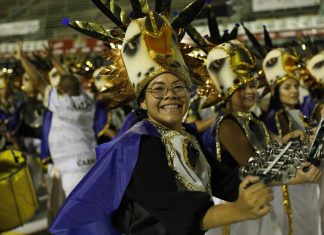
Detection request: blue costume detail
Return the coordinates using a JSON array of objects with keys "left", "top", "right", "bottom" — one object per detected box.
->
[
  {"left": 50, "top": 120, "right": 159, "bottom": 235},
  {"left": 93, "top": 101, "right": 109, "bottom": 138},
  {"left": 115, "top": 109, "right": 143, "bottom": 137},
  {"left": 300, "top": 95, "right": 317, "bottom": 118},
  {"left": 260, "top": 108, "right": 278, "bottom": 135},
  {"left": 40, "top": 109, "right": 52, "bottom": 160},
  {"left": 201, "top": 111, "right": 225, "bottom": 159}
]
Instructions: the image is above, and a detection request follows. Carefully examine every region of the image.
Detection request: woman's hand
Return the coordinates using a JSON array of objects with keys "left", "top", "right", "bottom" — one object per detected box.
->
[
  {"left": 288, "top": 162, "right": 322, "bottom": 184},
  {"left": 282, "top": 130, "right": 306, "bottom": 143},
  {"left": 200, "top": 176, "right": 273, "bottom": 230},
  {"left": 234, "top": 176, "right": 273, "bottom": 220},
  {"left": 320, "top": 104, "right": 324, "bottom": 117},
  {"left": 15, "top": 40, "right": 24, "bottom": 60}
]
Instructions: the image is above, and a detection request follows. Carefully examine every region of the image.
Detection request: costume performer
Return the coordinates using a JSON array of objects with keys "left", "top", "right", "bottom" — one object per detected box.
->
[
  {"left": 50, "top": 1, "right": 273, "bottom": 234},
  {"left": 261, "top": 47, "right": 322, "bottom": 235}
]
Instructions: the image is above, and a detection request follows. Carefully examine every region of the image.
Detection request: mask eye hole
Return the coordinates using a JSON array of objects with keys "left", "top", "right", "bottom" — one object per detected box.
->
[
  {"left": 313, "top": 60, "right": 324, "bottom": 69},
  {"left": 265, "top": 57, "right": 278, "bottom": 68},
  {"left": 123, "top": 34, "right": 141, "bottom": 57},
  {"left": 208, "top": 58, "right": 226, "bottom": 73},
  {"left": 52, "top": 72, "right": 58, "bottom": 77}
]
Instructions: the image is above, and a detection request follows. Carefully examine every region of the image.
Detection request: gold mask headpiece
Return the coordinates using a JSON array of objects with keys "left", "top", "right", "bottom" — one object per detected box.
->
[
  {"left": 184, "top": 3, "right": 247, "bottom": 107},
  {"left": 262, "top": 48, "right": 307, "bottom": 91},
  {"left": 63, "top": 0, "right": 206, "bottom": 109},
  {"left": 206, "top": 40, "right": 257, "bottom": 101}
]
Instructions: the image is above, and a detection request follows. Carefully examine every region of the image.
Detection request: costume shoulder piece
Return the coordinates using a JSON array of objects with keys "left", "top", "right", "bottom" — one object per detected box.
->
[
  {"left": 230, "top": 111, "right": 270, "bottom": 152},
  {"left": 151, "top": 121, "right": 212, "bottom": 194}
]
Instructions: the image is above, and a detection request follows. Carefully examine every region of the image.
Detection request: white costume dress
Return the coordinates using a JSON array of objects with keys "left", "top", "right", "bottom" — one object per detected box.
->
[
  {"left": 206, "top": 197, "right": 282, "bottom": 235},
  {"left": 271, "top": 183, "right": 320, "bottom": 235},
  {"left": 47, "top": 87, "right": 96, "bottom": 195},
  {"left": 319, "top": 162, "right": 324, "bottom": 235},
  {"left": 204, "top": 112, "right": 282, "bottom": 235}
]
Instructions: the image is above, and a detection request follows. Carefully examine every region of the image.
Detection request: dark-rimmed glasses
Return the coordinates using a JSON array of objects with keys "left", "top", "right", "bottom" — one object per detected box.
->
[{"left": 146, "top": 83, "right": 188, "bottom": 99}]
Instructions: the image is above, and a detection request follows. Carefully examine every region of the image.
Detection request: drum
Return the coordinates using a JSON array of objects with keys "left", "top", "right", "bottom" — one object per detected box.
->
[{"left": 0, "top": 150, "right": 38, "bottom": 232}]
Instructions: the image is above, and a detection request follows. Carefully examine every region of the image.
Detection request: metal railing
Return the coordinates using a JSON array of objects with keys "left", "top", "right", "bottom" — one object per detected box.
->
[{"left": 1, "top": 0, "right": 199, "bottom": 41}]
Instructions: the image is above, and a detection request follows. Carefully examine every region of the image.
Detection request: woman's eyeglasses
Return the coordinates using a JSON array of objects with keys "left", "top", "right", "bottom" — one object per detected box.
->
[{"left": 146, "top": 83, "right": 188, "bottom": 99}]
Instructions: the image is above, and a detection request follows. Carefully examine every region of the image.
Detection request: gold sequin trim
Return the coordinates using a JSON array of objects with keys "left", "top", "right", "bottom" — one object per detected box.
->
[
  {"left": 151, "top": 121, "right": 212, "bottom": 194},
  {"left": 275, "top": 109, "right": 294, "bottom": 138},
  {"left": 214, "top": 114, "right": 227, "bottom": 162},
  {"left": 233, "top": 111, "right": 270, "bottom": 152},
  {"left": 274, "top": 111, "right": 294, "bottom": 235},
  {"left": 214, "top": 112, "right": 270, "bottom": 162},
  {"left": 183, "top": 138, "right": 195, "bottom": 171},
  {"left": 275, "top": 111, "right": 283, "bottom": 138},
  {"left": 282, "top": 184, "right": 293, "bottom": 235},
  {"left": 272, "top": 74, "right": 298, "bottom": 88},
  {"left": 222, "top": 224, "right": 230, "bottom": 235}
]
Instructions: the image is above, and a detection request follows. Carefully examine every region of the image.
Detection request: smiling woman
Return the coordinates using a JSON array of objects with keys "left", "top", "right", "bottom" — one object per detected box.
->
[
  {"left": 278, "top": 78, "right": 299, "bottom": 109},
  {"left": 50, "top": 10, "right": 274, "bottom": 235},
  {"left": 139, "top": 73, "right": 189, "bottom": 132},
  {"left": 261, "top": 47, "right": 322, "bottom": 235},
  {"left": 202, "top": 40, "right": 321, "bottom": 235}
]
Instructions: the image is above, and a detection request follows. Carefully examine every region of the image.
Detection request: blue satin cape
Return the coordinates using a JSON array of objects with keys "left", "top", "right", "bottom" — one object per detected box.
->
[
  {"left": 300, "top": 95, "right": 317, "bottom": 118},
  {"left": 50, "top": 120, "right": 159, "bottom": 235},
  {"left": 93, "top": 101, "right": 109, "bottom": 137},
  {"left": 115, "top": 109, "right": 143, "bottom": 137}
]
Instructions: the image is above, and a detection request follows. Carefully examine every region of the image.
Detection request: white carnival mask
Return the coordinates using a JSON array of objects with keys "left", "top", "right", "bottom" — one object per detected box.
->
[
  {"left": 206, "top": 39, "right": 256, "bottom": 100},
  {"left": 121, "top": 11, "right": 191, "bottom": 96},
  {"left": 49, "top": 67, "right": 61, "bottom": 87},
  {"left": 306, "top": 52, "right": 324, "bottom": 85},
  {"left": 263, "top": 48, "right": 303, "bottom": 89}
]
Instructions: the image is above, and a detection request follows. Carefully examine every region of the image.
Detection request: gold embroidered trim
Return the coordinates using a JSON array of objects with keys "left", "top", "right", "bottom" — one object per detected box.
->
[
  {"left": 227, "top": 112, "right": 270, "bottom": 151},
  {"left": 183, "top": 138, "right": 195, "bottom": 171},
  {"left": 275, "top": 111, "right": 283, "bottom": 138},
  {"left": 150, "top": 121, "right": 212, "bottom": 194},
  {"left": 233, "top": 111, "right": 271, "bottom": 151},
  {"left": 222, "top": 225, "right": 230, "bottom": 235},
  {"left": 224, "top": 77, "right": 257, "bottom": 101},
  {"left": 214, "top": 111, "right": 270, "bottom": 162},
  {"left": 282, "top": 185, "right": 293, "bottom": 235},
  {"left": 214, "top": 114, "right": 227, "bottom": 162},
  {"left": 273, "top": 74, "right": 298, "bottom": 88},
  {"left": 275, "top": 109, "right": 294, "bottom": 137},
  {"left": 274, "top": 112, "right": 294, "bottom": 234},
  {"left": 311, "top": 102, "right": 321, "bottom": 119}
]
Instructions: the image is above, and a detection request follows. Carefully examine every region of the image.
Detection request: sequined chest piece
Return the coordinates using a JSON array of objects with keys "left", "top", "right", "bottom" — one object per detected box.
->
[
  {"left": 152, "top": 122, "right": 212, "bottom": 194},
  {"left": 233, "top": 112, "right": 270, "bottom": 152}
]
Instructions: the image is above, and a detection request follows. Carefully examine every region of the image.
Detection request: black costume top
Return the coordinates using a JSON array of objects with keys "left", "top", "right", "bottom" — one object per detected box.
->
[
  {"left": 50, "top": 120, "right": 240, "bottom": 235},
  {"left": 112, "top": 123, "right": 240, "bottom": 235}
]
